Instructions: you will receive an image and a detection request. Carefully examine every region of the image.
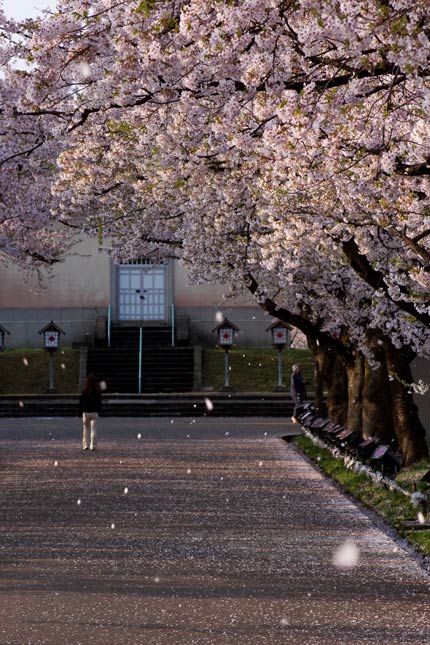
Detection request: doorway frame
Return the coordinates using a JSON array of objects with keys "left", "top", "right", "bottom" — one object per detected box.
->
[{"left": 110, "top": 258, "right": 174, "bottom": 325}]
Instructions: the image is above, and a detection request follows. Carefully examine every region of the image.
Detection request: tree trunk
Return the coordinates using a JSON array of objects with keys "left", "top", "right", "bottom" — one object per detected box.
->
[
  {"left": 362, "top": 355, "right": 395, "bottom": 442},
  {"left": 384, "top": 342, "right": 429, "bottom": 465},
  {"left": 345, "top": 352, "right": 365, "bottom": 434},
  {"left": 307, "top": 337, "right": 330, "bottom": 417},
  {"left": 325, "top": 357, "right": 348, "bottom": 425},
  {"left": 307, "top": 336, "right": 349, "bottom": 423}
]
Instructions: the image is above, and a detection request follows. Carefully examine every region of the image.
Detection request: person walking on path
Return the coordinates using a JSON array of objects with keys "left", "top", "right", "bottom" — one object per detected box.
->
[
  {"left": 290, "top": 363, "right": 306, "bottom": 423},
  {"left": 78, "top": 374, "right": 102, "bottom": 451}
]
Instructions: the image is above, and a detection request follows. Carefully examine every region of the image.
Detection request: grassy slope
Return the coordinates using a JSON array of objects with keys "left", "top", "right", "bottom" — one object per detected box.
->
[
  {"left": 202, "top": 347, "right": 313, "bottom": 392},
  {"left": 0, "top": 347, "right": 313, "bottom": 394},
  {"left": 0, "top": 348, "right": 80, "bottom": 394}
]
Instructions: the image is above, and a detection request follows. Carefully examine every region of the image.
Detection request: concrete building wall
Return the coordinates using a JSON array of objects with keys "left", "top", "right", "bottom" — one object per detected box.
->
[
  {"left": 172, "top": 262, "right": 256, "bottom": 308},
  {"left": 0, "top": 239, "right": 111, "bottom": 347},
  {"left": 172, "top": 263, "right": 276, "bottom": 346},
  {"left": 0, "top": 238, "right": 277, "bottom": 348},
  {"left": 0, "top": 238, "right": 111, "bottom": 309},
  {"left": 1, "top": 239, "right": 256, "bottom": 310},
  {"left": 0, "top": 307, "right": 104, "bottom": 349}
]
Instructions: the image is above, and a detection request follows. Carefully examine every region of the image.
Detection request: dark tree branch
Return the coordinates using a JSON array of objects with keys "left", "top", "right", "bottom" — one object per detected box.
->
[
  {"left": 244, "top": 270, "right": 353, "bottom": 363},
  {"left": 24, "top": 250, "right": 58, "bottom": 264},
  {"left": 395, "top": 160, "right": 430, "bottom": 176},
  {"left": 341, "top": 237, "right": 430, "bottom": 325}
]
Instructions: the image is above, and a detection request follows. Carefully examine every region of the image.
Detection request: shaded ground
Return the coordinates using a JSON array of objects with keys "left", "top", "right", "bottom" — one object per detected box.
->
[{"left": 0, "top": 417, "right": 429, "bottom": 644}]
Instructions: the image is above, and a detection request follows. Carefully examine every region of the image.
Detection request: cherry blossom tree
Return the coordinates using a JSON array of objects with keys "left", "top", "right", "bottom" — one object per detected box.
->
[
  {"left": 0, "top": 8, "right": 73, "bottom": 268},
  {"left": 3, "top": 0, "right": 430, "bottom": 462}
]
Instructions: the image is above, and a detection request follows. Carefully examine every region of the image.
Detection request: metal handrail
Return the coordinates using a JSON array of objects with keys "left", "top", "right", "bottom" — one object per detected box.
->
[
  {"left": 171, "top": 303, "right": 175, "bottom": 347},
  {"left": 107, "top": 305, "right": 112, "bottom": 349},
  {"left": 138, "top": 326, "right": 143, "bottom": 394}
]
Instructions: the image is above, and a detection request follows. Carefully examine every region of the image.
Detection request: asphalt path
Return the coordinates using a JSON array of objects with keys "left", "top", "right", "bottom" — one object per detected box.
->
[{"left": 0, "top": 416, "right": 429, "bottom": 645}]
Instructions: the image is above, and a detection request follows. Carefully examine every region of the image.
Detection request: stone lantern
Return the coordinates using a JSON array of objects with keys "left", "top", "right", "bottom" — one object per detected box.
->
[
  {"left": 0, "top": 325, "right": 10, "bottom": 352},
  {"left": 213, "top": 318, "right": 240, "bottom": 391},
  {"left": 38, "top": 321, "right": 65, "bottom": 392},
  {"left": 267, "top": 320, "right": 290, "bottom": 391}
]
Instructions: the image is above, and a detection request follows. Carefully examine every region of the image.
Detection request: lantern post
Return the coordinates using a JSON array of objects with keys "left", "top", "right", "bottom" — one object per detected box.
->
[
  {"left": 213, "top": 318, "right": 240, "bottom": 391},
  {"left": 38, "top": 321, "right": 65, "bottom": 393},
  {"left": 0, "top": 325, "right": 10, "bottom": 352},
  {"left": 267, "top": 320, "right": 290, "bottom": 391}
]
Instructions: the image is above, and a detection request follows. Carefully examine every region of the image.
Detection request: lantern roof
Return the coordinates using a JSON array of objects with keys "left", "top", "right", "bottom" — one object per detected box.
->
[
  {"left": 0, "top": 324, "right": 10, "bottom": 335},
  {"left": 266, "top": 319, "right": 292, "bottom": 332},
  {"left": 38, "top": 321, "right": 66, "bottom": 336},
  {"left": 212, "top": 317, "right": 241, "bottom": 333}
]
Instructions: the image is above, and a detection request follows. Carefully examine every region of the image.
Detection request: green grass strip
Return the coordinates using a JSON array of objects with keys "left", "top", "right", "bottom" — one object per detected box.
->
[
  {"left": 202, "top": 347, "right": 313, "bottom": 392},
  {"left": 0, "top": 348, "right": 80, "bottom": 394},
  {"left": 294, "top": 435, "right": 430, "bottom": 556}
]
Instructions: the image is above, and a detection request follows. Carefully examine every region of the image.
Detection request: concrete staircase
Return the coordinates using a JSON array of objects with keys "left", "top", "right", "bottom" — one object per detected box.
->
[
  {"left": 86, "top": 347, "right": 195, "bottom": 393},
  {"left": 87, "top": 325, "right": 195, "bottom": 393},
  {"left": 0, "top": 393, "right": 295, "bottom": 417},
  {"left": 109, "top": 325, "right": 172, "bottom": 348}
]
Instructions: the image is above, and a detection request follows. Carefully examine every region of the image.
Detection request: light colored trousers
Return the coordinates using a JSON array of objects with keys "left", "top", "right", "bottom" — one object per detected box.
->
[{"left": 82, "top": 412, "right": 98, "bottom": 449}]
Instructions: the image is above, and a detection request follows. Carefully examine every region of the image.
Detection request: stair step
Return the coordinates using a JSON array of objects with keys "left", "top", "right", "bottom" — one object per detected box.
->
[
  {"left": 0, "top": 395, "right": 295, "bottom": 417},
  {"left": 110, "top": 326, "right": 173, "bottom": 348},
  {"left": 87, "top": 347, "right": 195, "bottom": 393}
]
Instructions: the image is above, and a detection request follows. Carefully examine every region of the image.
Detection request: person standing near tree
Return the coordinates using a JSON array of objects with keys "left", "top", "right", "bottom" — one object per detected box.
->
[
  {"left": 290, "top": 364, "right": 306, "bottom": 423},
  {"left": 78, "top": 374, "right": 102, "bottom": 451}
]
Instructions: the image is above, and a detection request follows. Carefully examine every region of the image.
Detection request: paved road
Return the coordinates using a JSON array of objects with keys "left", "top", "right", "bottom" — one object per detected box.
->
[{"left": 0, "top": 417, "right": 429, "bottom": 645}]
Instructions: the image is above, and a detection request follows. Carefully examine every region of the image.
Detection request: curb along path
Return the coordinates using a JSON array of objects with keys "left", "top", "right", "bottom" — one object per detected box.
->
[{"left": 0, "top": 417, "right": 429, "bottom": 645}]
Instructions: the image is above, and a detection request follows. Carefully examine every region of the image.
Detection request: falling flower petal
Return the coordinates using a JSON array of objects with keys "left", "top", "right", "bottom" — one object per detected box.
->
[
  {"left": 80, "top": 61, "right": 91, "bottom": 78},
  {"left": 333, "top": 541, "right": 359, "bottom": 569}
]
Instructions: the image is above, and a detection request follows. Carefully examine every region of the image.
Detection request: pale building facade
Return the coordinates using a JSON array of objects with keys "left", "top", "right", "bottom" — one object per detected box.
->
[{"left": 0, "top": 238, "right": 276, "bottom": 349}]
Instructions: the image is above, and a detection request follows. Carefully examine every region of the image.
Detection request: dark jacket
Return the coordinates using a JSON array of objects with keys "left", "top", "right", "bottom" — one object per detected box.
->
[
  {"left": 78, "top": 391, "right": 102, "bottom": 416},
  {"left": 290, "top": 370, "right": 306, "bottom": 403}
]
